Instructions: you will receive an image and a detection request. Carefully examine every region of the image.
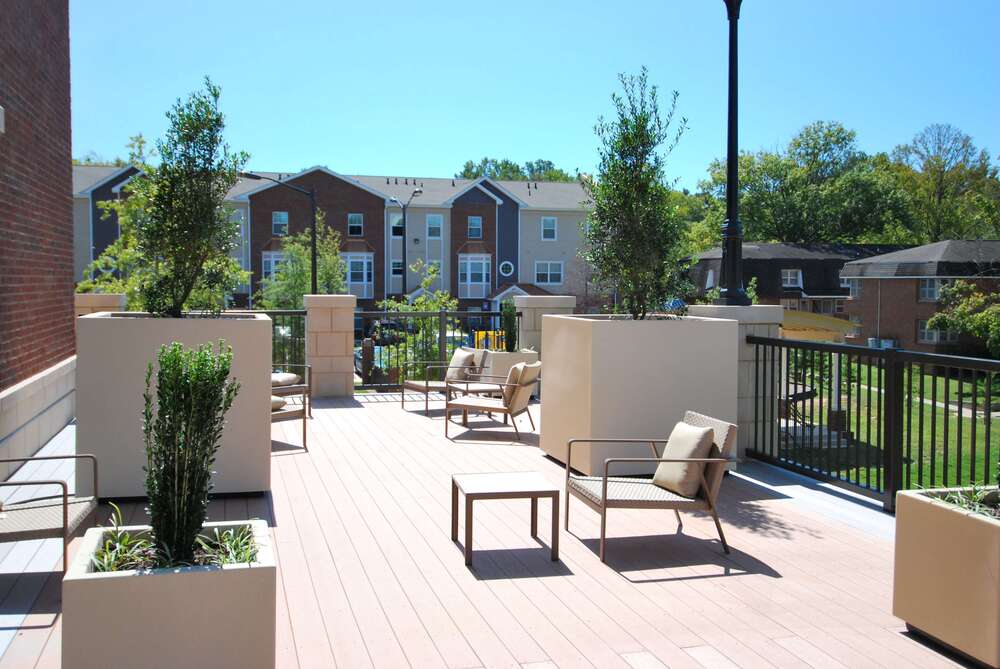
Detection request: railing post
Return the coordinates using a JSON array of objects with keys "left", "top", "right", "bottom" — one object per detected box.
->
[
  {"left": 438, "top": 309, "right": 447, "bottom": 364},
  {"left": 882, "top": 348, "right": 905, "bottom": 512}
]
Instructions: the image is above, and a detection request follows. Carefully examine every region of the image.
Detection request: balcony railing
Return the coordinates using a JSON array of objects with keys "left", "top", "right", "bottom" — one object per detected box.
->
[{"left": 748, "top": 335, "right": 999, "bottom": 511}]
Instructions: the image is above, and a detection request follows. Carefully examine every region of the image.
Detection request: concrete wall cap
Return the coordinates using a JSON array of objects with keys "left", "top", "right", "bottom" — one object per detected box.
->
[
  {"left": 688, "top": 304, "right": 784, "bottom": 325},
  {"left": 512, "top": 295, "right": 576, "bottom": 308},
  {"left": 304, "top": 294, "right": 358, "bottom": 309}
]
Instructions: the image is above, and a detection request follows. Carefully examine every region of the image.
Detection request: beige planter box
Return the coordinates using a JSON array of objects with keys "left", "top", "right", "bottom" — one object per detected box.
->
[
  {"left": 76, "top": 312, "right": 272, "bottom": 498},
  {"left": 893, "top": 489, "right": 1000, "bottom": 668},
  {"left": 63, "top": 520, "right": 276, "bottom": 669},
  {"left": 540, "top": 315, "right": 738, "bottom": 475}
]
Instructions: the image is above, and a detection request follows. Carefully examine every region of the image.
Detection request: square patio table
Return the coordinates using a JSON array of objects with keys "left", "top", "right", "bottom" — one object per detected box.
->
[{"left": 451, "top": 471, "right": 559, "bottom": 566}]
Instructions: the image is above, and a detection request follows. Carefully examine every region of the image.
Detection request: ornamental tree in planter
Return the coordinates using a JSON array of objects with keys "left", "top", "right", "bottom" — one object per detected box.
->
[
  {"left": 76, "top": 79, "right": 271, "bottom": 497},
  {"left": 540, "top": 68, "right": 736, "bottom": 473},
  {"left": 63, "top": 343, "right": 276, "bottom": 669}
]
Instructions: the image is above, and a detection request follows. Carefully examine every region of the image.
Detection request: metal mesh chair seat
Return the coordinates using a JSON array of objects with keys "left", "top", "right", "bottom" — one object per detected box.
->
[
  {"left": 0, "top": 495, "right": 97, "bottom": 543},
  {"left": 567, "top": 476, "right": 706, "bottom": 507}
]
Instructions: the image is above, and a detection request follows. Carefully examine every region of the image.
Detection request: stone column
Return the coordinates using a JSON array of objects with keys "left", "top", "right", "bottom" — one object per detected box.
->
[
  {"left": 304, "top": 294, "right": 356, "bottom": 398},
  {"left": 687, "top": 304, "right": 783, "bottom": 461},
  {"left": 74, "top": 293, "right": 125, "bottom": 316},
  {"left": 512, "top": 295, "right": 576, "bottom": 357}
]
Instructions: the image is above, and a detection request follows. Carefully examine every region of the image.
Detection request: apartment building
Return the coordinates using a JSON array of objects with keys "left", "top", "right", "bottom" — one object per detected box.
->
[
  {"left": 72, "top": 164, "right": 593, "bottom": 309},
  {"left": 840, "top": 240, "right": 1000, "bottom": 354}
]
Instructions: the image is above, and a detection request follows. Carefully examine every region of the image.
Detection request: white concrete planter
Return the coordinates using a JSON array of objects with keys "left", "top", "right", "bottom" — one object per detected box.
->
[
  {"left": 76, "top": 312, "right": 272, "bottom": 498},
  {"left": 539, "top": 315, "right": 738, "bottom": 475},
  {"left": 893, "top": 489, "right": 1000, "bottom": 668},
  {"left": 63, "top": 520, "right": 276, "bottom": 669}
]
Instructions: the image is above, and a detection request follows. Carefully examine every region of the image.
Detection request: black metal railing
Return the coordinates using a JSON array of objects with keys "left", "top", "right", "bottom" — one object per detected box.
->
[
  {"left": 748, "top": 335, "right": 999, "bottom": 511},
  {"left": 263, "top": 310, "right": 307, "bottom": 368},
  {"left": 354, "top": 310, "right": 521, "bottom": 389}
]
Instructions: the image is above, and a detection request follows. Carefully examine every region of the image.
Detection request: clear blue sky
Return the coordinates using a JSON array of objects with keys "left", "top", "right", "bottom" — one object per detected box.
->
[{"left": 70, "top": 0, "right": 999, "bottom": 191}]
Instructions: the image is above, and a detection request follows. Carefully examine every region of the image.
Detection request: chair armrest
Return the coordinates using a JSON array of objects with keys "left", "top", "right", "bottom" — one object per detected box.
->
[
  {"left": 0, "top": 455, "right": 98, "bottom": 500},
  {"left": 601, "top": 457, "right": 733, "bottom": 483}
]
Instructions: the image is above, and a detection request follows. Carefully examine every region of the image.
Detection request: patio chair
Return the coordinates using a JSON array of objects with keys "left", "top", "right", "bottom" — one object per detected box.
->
[
  {"left": 564, "top": 411, "right": 737, "bottom": 562},
  {"left": 0, "top": 454, "right": 98, "bottom": 573},
  {"left": 401, "top": 347, "right": 492, "bottom": 414},
  {"left": 272, "top": 364, "right": 311, "bottom": 451},
  {"left": 444, "top": 361, "right": 541, "bottom": 440}
]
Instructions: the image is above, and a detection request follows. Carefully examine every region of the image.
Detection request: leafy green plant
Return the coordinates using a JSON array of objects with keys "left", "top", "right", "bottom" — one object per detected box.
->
[
  {"left": 941, "top": 483, "right": 999, "bottom": 519},
  {"left": 196, "top": 525, "right": 258, "bottom": 566},
  {"left": 580, "top": 67, "right": 690, "bottom": 320},
  {"left": 143, "top": 341, "right": 240, "bottom": 563},
  {"left": 378, "top": 260, "right": 458, "bottom": 375},
  {"left": 92, "top": 503, "right": 157, "bottom": 572},
  {"left": 255, "top": 211, "right": 346, "bottom": 309},
  {"left": 501, "top": 299, "right": 518, "bottom": 352}
]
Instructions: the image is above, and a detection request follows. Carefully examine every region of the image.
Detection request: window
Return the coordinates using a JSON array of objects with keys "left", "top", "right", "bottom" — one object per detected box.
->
[
  {"left": 426, "top": 214, "right": 442, "bottom": 239},
  {"left": 781, "top": 268, "right": 803, "bottom": 288},
  {"left": 262, "top": 251, "right": 286, "bottom": 279},
  {"left": 498, "top": 260, "right": 514, "bottom": 277},
  {"left": 391, "top": 260, "right": 404, "bottom": 277},
  {"left": 535, "top": 261, "right": 563, "bottom": 285},
  {"left": 919, "top": 278, "right": 947, "bottom": 302},
  {"left": 467, "top": 216, "right": 482, "bottom": 239},
  {"left": 271, "top": 211, "right": 288, "bottom": 236},
  {"left": 347, "top": 213, "right": 363, "bottom": 237},
  {"left": 917, "top": 319, "right": 959, "bottom": 344},
  {"left": 390, "top": 213, "right": 403, "bottom": 238},
  {"left": 705, "top": 269, "right": 715, "bottom": 290},
  {"left": 541, "top": 216, "right": 557, "bottom": 241},
  {"left": 344, "top": 253, "right": 374, "bottom": 298},
  {"left": 458, "top": 254, "right": 491, "bottom": 298},
  {"left": 845, "top": 278, "right": 860, "bottom": 298}
]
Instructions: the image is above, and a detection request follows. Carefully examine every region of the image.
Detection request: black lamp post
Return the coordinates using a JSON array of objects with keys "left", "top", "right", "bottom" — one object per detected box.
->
[
  {"left": 240, "top": 171, "right": 318, "bottom": 294},
  {"left": 388, "top": 187, "right": 423, "bottom": 295},
  {"left": 715, "top": 0, "right": 751, "bottom": 306}
]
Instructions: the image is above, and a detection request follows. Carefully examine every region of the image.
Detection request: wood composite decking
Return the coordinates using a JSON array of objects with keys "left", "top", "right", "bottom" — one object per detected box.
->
[{"left": 0, "top": 394, "right": 968, "bottom": 668}]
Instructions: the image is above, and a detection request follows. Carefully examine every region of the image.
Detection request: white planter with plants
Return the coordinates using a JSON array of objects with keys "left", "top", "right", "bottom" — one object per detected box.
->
[
  {"left": 893, "top": 487, "right": 1000, "bottom": 668},
  {"left": 538, "top": 69, "right": 738, "bottom": 475},
  {"left": 74, "top": 80, "right": 270, "bottom": 498},
  {"left": 64, "top": 342, "right": 276, "bottom": 669}
]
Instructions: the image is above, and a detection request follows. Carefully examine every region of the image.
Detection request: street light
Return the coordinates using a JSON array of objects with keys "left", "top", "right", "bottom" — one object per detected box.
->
[
  {"left": 715, "top": 0, "right": 751, "bottom": 306},
  {"left": 240, "top": 171, "right": 319, "bottom": 294},
  {"left": 388, "top": 187, "right": 423, "bottom": 295}
]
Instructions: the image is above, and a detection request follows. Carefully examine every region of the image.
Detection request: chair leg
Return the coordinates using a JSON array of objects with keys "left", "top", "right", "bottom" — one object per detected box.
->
[
  {"left": 445, "top": 408, "right": 449, "bottom": 438},
  {"left": 710, "top": 508, "right": 730, "bottom": 554},
  {"left": 674, "top": 509, "right": 683, "bottom": 527},
  {"left": 425, "top": 391, "right": 429, "bottom": 415},
  {"left": 599, "top": 507, "right": 607, "bottom": 562},
  {"left": 525, "top": 408, "right": 536, "bottom": 431},
  {"left": 63, "top": 534, "right": 68, "bottom": 575},
  {"left": 564, "top": 490, "right": 570, "bottom": 530},
  {"left": 511, "top": 415, "right": 520, "bottom": 440},
  {"left": 302, "top": 412, "right": 308, "bottom": 452}
]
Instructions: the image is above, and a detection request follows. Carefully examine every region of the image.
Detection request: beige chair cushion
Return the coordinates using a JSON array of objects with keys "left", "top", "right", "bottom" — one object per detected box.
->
[
  {"left": 652, "top": 422, "right": 715, "bottom": 498},
  {"left": 501, "top": 363, "right": 524, "bottom": 405},
  {"left": 271, "top": 396, "right": 287, "bottom": 411},
  {"left": 272, "top": 372, "right": 301, "bottom": 387},
  {"left": 445, "top": 349, "right": 476, "bottom": 381}
]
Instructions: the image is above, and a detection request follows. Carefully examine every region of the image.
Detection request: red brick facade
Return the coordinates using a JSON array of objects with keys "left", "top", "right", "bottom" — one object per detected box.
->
[
  {"left": 0, "top": 1, "right": 75, "bottom": 390},
  {"left": 844, "top": 277, "right": 999, "bottom": 355},
  {"left": 248, "top": 171, "right": 386, "bottom": 306}
]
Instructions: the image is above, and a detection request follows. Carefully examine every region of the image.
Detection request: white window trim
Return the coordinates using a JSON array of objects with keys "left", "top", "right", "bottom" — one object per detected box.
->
[
  {"left": 390, "top": 260, "right": 404, "bottom": 277},
  {"left": 389, "top": 212, "right": 403, "bottom": 238},
  {"left": 262, "top": 250, "right": 286, "bottom": 280},
  {"left": 918, "top": 278, "right": 946, "bottom": 303},
  {"left": 781, "top": 268, "right": 803, "bottom": 289},
  {"left": 534, "top": 260, "right": 564, "bottom": 286},
  {"left": 271, "top": 211, "right": 288, "bottom": 237},
  {"left": 347, "top": 213, "right": 364, "bottom": 237},
  {"left": 541, "top": 216, "right": 558, "bottom": 241},
  {"left": 344, "top": 252, "right": 374, "bottom": 299},
  {"left": 467, "top": 216, "right": 483, "bottom": 240},
  {"left": 498, "top": 260, "right": 515, "bottom": 278},
  {"left": 457, "top": 253, "right": 491, "bottom": 299},
  {"left": 426, "top": 213, "right": 443, "bottom": 239}
]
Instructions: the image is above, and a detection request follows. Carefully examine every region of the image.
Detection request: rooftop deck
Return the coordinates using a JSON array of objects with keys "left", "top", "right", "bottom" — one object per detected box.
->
[{"left": 0, "top": 394, "right": 969, "bottom": 668}]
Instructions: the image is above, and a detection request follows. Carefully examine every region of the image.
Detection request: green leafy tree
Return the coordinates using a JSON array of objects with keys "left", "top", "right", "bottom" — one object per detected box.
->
[
  {"left": 580, "top": 67, "right": 690, "bottom": 320},
  {"left": 256, "top": 212, "right": 346, "bottom": 309},
  {"left": 378, "top": 261, "right": 458, "bottom": 375},
  {"left": 928, "top": 280, "right": 1000, "bottom": 358},
  {"left": 892, "top": 124, "right": 1000, "bottom": 241},
  {"left": 456, "top": 157, "right": 576, "bottom": 182}
]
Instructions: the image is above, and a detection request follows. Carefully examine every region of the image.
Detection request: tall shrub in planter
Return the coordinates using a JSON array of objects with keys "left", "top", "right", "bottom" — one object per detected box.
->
[
  {"left": 501, "top": 299, "right": 519, "bottom": 352},
  {"left": 581, "top": 67, "right": 690, "bottom": 320},
  {"left": 143, "top": 341, "right": 240, "bottom": 562}
]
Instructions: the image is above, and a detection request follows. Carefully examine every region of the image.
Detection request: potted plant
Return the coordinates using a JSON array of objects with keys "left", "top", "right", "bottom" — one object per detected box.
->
[
  {"left": 75, "top": 78, "right": 271, "bottom": 497},
  {"left": 893, "top": 484, "right": 1000, "bottom": 668},
  {"left": 63, "top": 342, "right": 276, "bottom": 669},
  {"left": 539, "top": 68, "right": 737, "bottom": 474}
]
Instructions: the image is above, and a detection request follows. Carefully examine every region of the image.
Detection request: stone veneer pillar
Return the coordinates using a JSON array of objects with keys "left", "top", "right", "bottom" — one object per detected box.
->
[
  {"left": 74, "top": 293, "right": 125, "bottom": 316},
  {"left": 304, "top": 294, "right": 356, "bottom": 398},
  {"left": 512, "top": 295, "right": 576, "bottom": 357},
  {"left": 687, "top": 304, "right": 783, "bottom": 460}
]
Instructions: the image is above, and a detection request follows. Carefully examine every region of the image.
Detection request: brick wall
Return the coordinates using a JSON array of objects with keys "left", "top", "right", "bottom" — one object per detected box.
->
[
  {"left": 248, "top": 171, "right": 385, "bottom": 305},
  {"left": 0, "top": 1, "right": 75, "bottom": 391}
]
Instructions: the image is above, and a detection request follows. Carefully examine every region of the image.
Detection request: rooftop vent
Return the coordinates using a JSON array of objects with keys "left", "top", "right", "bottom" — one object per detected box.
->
[{"left": 394, "top": 177, "right": 398, "bottom": 185}]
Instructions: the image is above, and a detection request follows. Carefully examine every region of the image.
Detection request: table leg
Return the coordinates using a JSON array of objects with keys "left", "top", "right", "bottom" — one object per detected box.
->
[
  {"left": 451, "top": 480, "right": 458, "bottom": 542},
  {"left": 530, "top": 497, "right": 538, "bottom": 538},
  {"left": 550, "top": 493, "right": 559, "bottom": 562},
  {"left": 465, "top": 497, "right": 474, "bottom": 566}
]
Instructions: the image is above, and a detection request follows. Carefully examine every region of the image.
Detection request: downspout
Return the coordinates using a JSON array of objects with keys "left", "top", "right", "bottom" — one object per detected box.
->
[{"left": 876, "top": 279, "right": 881, "bottom": 339}]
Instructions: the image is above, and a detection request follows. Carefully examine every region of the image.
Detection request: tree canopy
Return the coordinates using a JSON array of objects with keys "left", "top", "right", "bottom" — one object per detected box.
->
[
  {"left": 455, "top": 157, "right": 576, "bottom": 182},
  {"left": 255, "top": 214, "right": 346, "bottom": 309}
]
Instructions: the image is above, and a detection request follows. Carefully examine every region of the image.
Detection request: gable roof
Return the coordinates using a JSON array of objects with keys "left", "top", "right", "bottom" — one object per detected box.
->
[
  {"left": 695, "top": 242, "right": 907, "bottom": 262},
  {"left": 72, "top": 164, "right": 133, "bottom": 196},
  {"left": 840, "top": 240, "right": 1000, "bottom": 278},
  {"left": 234, "top": 165, "right": 392, "bottom": 201}
]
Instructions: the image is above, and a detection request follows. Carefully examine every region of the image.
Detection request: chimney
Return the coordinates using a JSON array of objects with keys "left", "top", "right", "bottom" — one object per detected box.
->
[
  {"left": 451, "top": 179, "right": 455, "bottom": 187},
  {"left": 385, "top": 177, "right": 389, "bottom": 184},
  {"left": 394, "top": 177, "right": 398, "bottom": 185}
]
